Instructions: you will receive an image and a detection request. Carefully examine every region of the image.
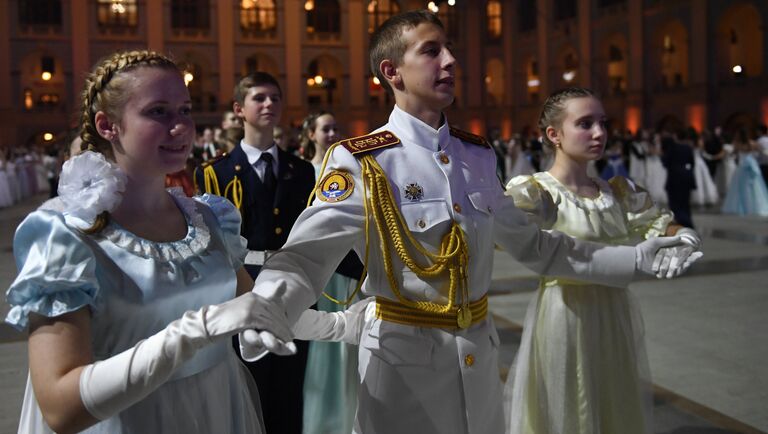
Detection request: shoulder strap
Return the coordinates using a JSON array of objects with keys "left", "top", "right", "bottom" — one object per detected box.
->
[
  {"left": 449, "top": 126, "right": 490, "bottom": 148},
  {"left": 338, "top": 131, "right": 401, "bottom": 156}
]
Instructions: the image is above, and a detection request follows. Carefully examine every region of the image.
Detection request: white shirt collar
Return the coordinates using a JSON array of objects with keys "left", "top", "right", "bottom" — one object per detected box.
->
[
  {"left": 241, "top": 140, "right": 279, "bottom": 167},
  {"left": 389, "top": 105, "right": 451, "bottom": 152}
]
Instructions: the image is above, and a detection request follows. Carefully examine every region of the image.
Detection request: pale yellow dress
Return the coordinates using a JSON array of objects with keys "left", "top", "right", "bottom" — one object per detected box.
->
[{"left": 503, "top": 172, "right": 673, "bottom": 434}]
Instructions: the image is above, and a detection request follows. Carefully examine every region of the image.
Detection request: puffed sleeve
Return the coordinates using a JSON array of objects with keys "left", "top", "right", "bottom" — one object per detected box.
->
[
  {"left": 505, "top": 175, "right": 557, "bottom": 229},
  {"left": 5, "top": 211, "right": 100, "bottom": 331},
  {"left": 196, "top": 193, "right": 248, "bottom": 268},
  {"left": 609, "top": 176, "right": 673, "bottom": 239}
]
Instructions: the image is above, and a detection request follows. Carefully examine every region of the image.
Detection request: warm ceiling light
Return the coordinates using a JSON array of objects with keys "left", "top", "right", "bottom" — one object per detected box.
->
[
  {"left": 427, "top": 1, "right": 439, "bottom": 13},
  {"left": 732, "top": 65, "right": 743, "bottom": 74},
  {"left": 562, "top": 71, "right": 576, "bottom": 82},
  {"left": 527, "top": 78, "right": 540, "bottom": 88},
  {"left": 448, "top": 0, "right": 456, "bottom": 5},
  {"left": 41, "top": 71, "right": 52, "bottom": 81},
  {"left": 307, "top": 77, "right": 315, "bottom": 86},
  {"left": 43, "top": 133, "right": 54, "bottom": 141},
  {"left": 184, "top": 72, "right": 194, "bottom": 86},
  {"left": 304, "top": 0, "right": 314, "bottom": 11},
  {"left": 314, "top": 75, "right": 323, "bottom": 85}
]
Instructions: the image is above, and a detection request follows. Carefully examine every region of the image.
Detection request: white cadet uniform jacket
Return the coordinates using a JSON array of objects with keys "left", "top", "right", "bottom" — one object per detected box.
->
[{"left": 252, "top": 105, "right": 637, "bottom": 434}]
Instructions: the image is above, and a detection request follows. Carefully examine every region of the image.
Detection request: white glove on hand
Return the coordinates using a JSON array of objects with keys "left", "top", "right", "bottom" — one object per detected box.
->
[
  {"left": 652, "top": 228, "right": 703, "bottom": 278},
  {"left": 292, "top": 297, "right": 373, "bottom": 345},
  {"left": 240, "top": 297, "right": 373, "bottom": 361},
  {"left": 635, "top": 236, "right": 686, "bottom": 277},
  {"left": 79, "top": 292, "right": 292, "bottom": 420}
]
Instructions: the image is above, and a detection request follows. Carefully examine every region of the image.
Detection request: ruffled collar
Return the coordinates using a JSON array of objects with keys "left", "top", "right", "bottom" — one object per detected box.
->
[
  {"left": 100, "top": 188, "right": 211, "bottom": 262},
  {"left": 536, "top": 171, "right": 616, "bottom": 211}
]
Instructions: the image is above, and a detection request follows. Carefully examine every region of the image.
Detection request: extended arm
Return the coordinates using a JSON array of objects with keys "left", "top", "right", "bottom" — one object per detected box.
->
[{"left": 27, "top": 293, "right": 290, "bottom": 434}]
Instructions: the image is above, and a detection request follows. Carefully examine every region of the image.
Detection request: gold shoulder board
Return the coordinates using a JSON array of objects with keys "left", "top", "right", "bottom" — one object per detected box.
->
[
  {"left": 339, "top": 131, "right": 400, "bottom": 156},
  {"left": 201, "top": 152, "right": 229, "bottom": 168},
  {"left": 449, "top": 126, "right": 490, "bottom": 148}
]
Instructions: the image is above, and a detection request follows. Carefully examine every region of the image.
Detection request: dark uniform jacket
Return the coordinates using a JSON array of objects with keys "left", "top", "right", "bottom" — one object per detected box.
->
[{"left": 194, "top": 143, "right": 315, "bottom": 257}]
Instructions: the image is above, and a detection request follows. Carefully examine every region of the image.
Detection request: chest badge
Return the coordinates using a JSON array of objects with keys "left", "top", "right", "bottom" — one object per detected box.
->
[
  {"left": 404, "top": 183, "right": 424, "bottom": 202},
  {"left": 316, "top": 170, "right": 354, "bottom": 203}
]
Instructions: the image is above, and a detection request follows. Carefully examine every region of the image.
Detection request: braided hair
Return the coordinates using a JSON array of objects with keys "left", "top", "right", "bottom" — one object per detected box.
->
[
  {"left": 79, "top": 50, "right": 180, "bottom": 233},
  {"left": 538, "top": 87, "right": 597, "bottom": 149}
]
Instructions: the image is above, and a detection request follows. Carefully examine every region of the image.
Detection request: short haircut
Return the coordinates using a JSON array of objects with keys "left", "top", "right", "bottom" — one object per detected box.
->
[
  {"left": 233, "top": 72, "right": 282, "bottom": 106},
  {"left": 369, "top": 10, "right": 444, "bottom": 94}
]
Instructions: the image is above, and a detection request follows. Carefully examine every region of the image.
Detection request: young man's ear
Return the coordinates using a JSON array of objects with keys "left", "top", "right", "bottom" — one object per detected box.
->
[
  {"left": 233, "top": 101, "right": 244, "bottom": 119},
  {"left": 380, "top": 60, "right": 401, "bottom": 90}
]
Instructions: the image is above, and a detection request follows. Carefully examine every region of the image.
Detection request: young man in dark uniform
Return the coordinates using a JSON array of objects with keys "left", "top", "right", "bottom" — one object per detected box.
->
[{"left": 195, "top": 72, "right": 314, "bottom": 434}]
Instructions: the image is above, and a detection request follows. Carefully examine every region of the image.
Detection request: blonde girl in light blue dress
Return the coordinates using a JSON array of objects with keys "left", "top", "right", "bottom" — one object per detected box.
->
[{"left": 4, "top": 50, "right": 296, "bottom": 434}]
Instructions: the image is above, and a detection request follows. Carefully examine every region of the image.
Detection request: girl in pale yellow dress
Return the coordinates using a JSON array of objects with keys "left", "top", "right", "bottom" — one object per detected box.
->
[{"left": 503, "top": 88, "right": 701, "bottom": 434}]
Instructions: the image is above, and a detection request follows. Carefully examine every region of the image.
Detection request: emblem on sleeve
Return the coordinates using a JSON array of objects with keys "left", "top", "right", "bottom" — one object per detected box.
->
[
  {"left": 404, "top": 183, "right": 424, "bottom": 202},
  {"left": 316, "top": 171, "right": 355, "bottom": 203}
]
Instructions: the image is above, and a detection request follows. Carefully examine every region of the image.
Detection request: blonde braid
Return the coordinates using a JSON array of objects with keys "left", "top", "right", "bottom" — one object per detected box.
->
[{"left": 79, "top": 50, "right": 179, "bottom": 234}]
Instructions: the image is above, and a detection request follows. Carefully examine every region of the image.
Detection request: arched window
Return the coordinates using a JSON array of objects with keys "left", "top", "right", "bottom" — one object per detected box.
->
[
  {"left": 171, "top": 0, "right": 210, "bottom": 30},
  {"left": 306, "top": 56, "right": 343, "bottom": 107},
  {"left": 96, "top": 0, "right": 138, "bottom": 28},
  {"left": 608, "top": 45, "right": 627, "bottom": 94},
  {"left": 526, "top": 59, "right": 540, "bottom": 102},
  {"left": 240, "top": 0, "right": 276, "bottom": 37},
  {"left": 561, "top": 51, "right": 578, "bottom": 85},
  {"left": 306, "top": 0, "right": 341, "bottom": 36},
  {"left": 718, "top": 3, "right": 763, "bottom": 78},
  {"left": 485, "top": 59, "right": 504, "bottom": 106},
  {"left": 486, "top": 0, "right": 502, "bottom": 40},
  {"left": 658, "top": 21, "right": 689, "bottom": 88},
  {"left": 367, "top": 0, "right": 400, "bottom": 34}
]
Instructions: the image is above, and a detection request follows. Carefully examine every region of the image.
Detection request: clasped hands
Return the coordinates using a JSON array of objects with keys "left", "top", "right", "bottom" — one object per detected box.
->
[{"left": 636, "top": 228, "right": 703, "bottom": 279}]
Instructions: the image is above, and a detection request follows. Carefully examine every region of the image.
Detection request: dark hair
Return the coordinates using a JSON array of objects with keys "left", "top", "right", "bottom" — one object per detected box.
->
[
  {"left": 369, "top": 10, "right": 444, "bottom": 94},
  {"left": 299, "top": 110, "right": 334, "bottom": 161},
  {"left": 538, "top": 87, "right": 598, "bottom": 148},
  {"left": 233, "top": 72, "right": 282, "bottom": 106}
]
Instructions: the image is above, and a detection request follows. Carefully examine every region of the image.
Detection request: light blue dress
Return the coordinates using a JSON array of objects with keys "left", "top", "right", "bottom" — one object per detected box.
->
[
  {"left": 302, "top": 165, "right": 359, "bottom": 434},
  {"left": 5, "top": 189, "right": 264, "bottom": 434},
  {"left": 721, "top": 152, "right": 768, "bottom": 216}
]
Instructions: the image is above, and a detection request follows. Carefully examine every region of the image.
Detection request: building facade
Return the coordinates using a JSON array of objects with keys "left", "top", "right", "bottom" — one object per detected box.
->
[{"left": 1, "top": 0, "right": 767, "bottom": 149}]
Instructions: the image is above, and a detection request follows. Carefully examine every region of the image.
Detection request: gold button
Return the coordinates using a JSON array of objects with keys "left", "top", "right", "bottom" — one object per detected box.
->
[
  {"left": 453, "top": 203, "right": 462, "bottom": 213},
  {"left": 234, "top": 164, "right": 241, "bottom": 171},
  {"left": 275, "top": 227, "right": 283, "bottom": 235},
  {"left": 439, "top": 153, "right": 450, "bottom": 164},
  {"left": 417, "top": 219, "right": 426, "bottom": 228},
  {"left": 273, "top": 207, "right": 280, "bottom": 215},
  {"left": 464, "top": 354, "right": 475, "bottom": 367}
]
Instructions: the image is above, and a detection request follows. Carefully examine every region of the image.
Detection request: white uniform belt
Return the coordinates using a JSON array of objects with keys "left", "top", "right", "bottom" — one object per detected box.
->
[{"left": 244, "top": 250, "right": 276, "bottom": 266}]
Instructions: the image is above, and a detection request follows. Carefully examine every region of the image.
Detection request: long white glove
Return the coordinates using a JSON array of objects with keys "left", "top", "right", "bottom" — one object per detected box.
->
[
  {"left": 635, "top": 235, "right": 701, "bottom": 278},
  {"left": 240, "top": 297, "right": 373, "bottom": 361},
  {"left": 652, "top": 228, "right": 703, "bottom": 278},
  {"left": 79, "top": 292, "right": 293, "bottom": 420}
]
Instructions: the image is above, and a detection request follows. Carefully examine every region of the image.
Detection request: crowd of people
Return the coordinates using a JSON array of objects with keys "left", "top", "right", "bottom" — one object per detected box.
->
[
  {"left": 0, "top": 8, "right": 757, "bottom": 434},
  {"left": 0, "top": 147, "right": 60, "bottom": 208},
  {"left": 498, "top": 123, "right": 768, "bottom": 219}
]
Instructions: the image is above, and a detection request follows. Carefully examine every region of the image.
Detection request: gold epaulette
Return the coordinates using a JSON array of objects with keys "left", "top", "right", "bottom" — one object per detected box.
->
[
  {"left": 449, "top": 126, "right": 490, "bottom": 148},
  {"left": 338, "top": 130, "right": 400, "bottom": 156},
  {"left": 200, "top": 152, "right": 229, "bottom": 167}
]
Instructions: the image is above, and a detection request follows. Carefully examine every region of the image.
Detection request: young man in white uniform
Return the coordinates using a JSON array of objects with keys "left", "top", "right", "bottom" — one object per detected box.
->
[{"left": 245, "top": 10, "right": 700, "bottom": 434}]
